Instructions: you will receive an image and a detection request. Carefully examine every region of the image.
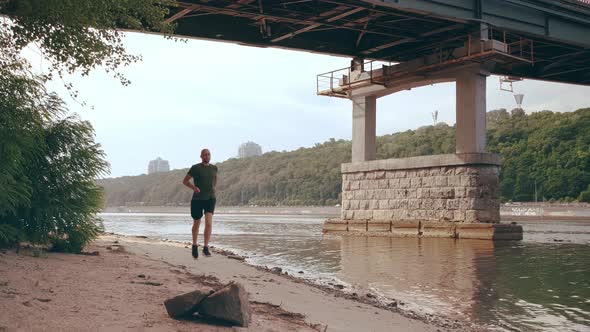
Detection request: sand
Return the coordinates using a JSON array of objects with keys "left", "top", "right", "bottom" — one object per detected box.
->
[{"left": 0, "top": 235, "right": 458, "bottom": 332}]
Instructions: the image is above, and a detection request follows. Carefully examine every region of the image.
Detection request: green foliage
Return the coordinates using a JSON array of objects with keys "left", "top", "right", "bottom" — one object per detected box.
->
[
  {"left": 579, "top": 185, "right": 590, "bottom": 203},
  {"left": 0, "top": 0, "right": 170, "bottom": 250},
  {"left": 1, "top": 0, "right": 174, "bottom": 86},
  {"left": 0, "top": 76, "right": 109, "bottom": 251},
  {"left": 488, "top": 108, "right": 590, "bottom": 202},
  {"left": 100, "top": 109, "right": 590, "bottom": 206}
]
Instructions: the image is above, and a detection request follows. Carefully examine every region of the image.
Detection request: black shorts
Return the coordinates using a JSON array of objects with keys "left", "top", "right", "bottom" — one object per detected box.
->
[{"left": 191, "top": 198, "right": 216, "bottom": 220}]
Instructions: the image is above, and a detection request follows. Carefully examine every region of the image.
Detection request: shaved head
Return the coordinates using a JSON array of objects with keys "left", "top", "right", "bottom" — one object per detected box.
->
[{"left": 201, "top": 149, "right": 211, "bottom": 164}]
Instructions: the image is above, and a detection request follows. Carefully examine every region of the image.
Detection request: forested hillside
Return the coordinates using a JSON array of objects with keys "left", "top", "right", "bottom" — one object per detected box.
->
[{"left": 99, "top": 108, "right": 590, "bottom": 206}]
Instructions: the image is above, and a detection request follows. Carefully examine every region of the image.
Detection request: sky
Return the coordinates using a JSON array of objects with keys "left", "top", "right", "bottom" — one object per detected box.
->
[{"left": 24, "top": 32, "right": 590, "bottom": 178}]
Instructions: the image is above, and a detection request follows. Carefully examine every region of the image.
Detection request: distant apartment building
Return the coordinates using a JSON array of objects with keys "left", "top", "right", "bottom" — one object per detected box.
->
[
  {"left": 148, "top": 157, "right": 170, "bottom": 174},
  {"left": 238, "top": 141, "right": 263, "bottom": 158}
]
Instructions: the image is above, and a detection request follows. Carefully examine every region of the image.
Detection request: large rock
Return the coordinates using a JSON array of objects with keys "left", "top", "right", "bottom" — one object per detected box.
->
[
  {"left": 198, "top": 282, "right": 251, "bottom": 327},
  {"left": 164, "top": 289, "right": 212, "bottom": 318}
]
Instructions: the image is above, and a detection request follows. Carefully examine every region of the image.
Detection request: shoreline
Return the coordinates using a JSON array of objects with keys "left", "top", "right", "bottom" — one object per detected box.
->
[
  {"left": 1, "top": 233, "right": 476, "bottom": 331},
  {"left": 108, "top": 233, "right": 480, "bottom": 331}
]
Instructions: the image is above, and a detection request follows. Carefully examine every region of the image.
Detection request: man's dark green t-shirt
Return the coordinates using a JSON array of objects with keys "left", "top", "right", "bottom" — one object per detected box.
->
[{"left": 187, "top": 163, "right": 218, "bottom": 200}]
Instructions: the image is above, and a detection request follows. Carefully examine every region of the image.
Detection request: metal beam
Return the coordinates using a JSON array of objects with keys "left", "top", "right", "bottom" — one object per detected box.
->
[
  {"left": 541, "top": 66, "right": 590, "bottom": 78},
  {"left": 270, "top": 7, "right": 365, "bottom": 43},
  {"left": 176, "top": 2, "right": 410, "bottom": 40},
  {"left": 538, "top": 50, "right": 589, "bottom": 73},
  {"left": 165, "top": 5, "right": 200, "bottom": 24},
  {"left": 356, "top": 19, "right": 371, "bottom": 47},
  {"left": 360, "top": 23, "right": 464, "bottom": 55}
]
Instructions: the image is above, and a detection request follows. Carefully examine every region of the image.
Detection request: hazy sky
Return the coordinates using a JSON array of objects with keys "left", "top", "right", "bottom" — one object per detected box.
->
[{"left": 25, "top": 32, "right": 590, "bottom": 178}]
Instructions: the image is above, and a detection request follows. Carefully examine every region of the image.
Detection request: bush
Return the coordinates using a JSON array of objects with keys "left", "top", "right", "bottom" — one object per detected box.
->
[
  {"left": 0, "top": 77, "right": 108, "bottom": 252},
  {"left": 580, "top": 185, "right": 590, "bottom": 203}
]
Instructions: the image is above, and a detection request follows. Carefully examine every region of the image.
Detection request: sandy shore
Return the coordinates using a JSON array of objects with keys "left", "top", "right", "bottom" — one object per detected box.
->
[{"left": 0, "top": 235, "right": 466, "bottom": 332}]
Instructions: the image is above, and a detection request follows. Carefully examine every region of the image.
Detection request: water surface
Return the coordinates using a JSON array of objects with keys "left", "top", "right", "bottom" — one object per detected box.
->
[{"left": 101, "top": 213, "right": 590, "bottom": 331}]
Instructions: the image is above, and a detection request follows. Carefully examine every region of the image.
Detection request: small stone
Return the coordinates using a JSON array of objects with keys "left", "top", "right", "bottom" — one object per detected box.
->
[
  {"left": 35, "top": 298, "right": 51, "bottom": 302},
  {"left": 270, "top": 267, "right": 282, "bottom": 274},
  {"left": 298, "top": 271, "right": 304, "bottom": 274},
  {"left": 335, "top": 284, "right": 344, "bottom": 290},
  {"left": 198, "top": 282, "right": 251, "bottom": 327},
  {"left": 137, "top": 274, "right": 146, "bottom": 278},
  {"left": 113, "top": 240, "right": 119, "bottom": 244},
  {"left": 164, "top": 289, "right": 212, "bottom": 318},
  {"left": 366, "top": 293, "right": 375, "bottom": 298},
  {"left": 388, "top": 301, "right": 398, "bottom": 307}
]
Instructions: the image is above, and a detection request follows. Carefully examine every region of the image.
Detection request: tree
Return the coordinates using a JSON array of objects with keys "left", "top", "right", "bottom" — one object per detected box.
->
[
  {"left": 0, "top": 0, "right": 173, "bottom": 250},
  {"left": 0, "top": 0, "right": 174, "bottom": 86},
  {"left": 99, "top": 109, "right": 590, "bottom": 206}
]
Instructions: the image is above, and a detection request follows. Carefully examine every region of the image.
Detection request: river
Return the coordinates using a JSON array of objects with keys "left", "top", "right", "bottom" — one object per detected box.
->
[{"left": 100, "top": 212, "right": 590, "bottom": 331}]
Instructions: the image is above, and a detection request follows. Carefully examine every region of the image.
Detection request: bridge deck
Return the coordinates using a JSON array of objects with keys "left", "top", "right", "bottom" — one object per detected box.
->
[{"left": 169, "top": 0, "right": 590, "bottom": 86}]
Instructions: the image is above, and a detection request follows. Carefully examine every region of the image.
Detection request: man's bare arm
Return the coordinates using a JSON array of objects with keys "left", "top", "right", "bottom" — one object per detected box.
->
[{"left": 182, "top": 175, "right": 200, "bottom": 193}]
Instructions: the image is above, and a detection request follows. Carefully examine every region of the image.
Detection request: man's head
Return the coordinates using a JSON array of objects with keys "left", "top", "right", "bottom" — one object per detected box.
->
[{"left": 200, "top": 149, "right": 211, "bottom": 164}]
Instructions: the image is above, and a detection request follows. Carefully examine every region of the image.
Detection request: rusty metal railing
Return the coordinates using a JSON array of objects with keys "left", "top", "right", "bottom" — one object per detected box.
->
[
  {"left": 317, "top": 27, "right": 534, "bottom": 97},
  {"left": 316, "top": 59, "right": 393, "bottom": 97}
]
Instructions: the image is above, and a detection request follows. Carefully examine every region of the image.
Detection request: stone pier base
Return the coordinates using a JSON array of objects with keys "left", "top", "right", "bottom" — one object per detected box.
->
[
  {"left": 324, "top": 153, "right": 523, "bottom": 240},
  {"left": 323, "top": 219, "right": 523, "bottom": 240}
]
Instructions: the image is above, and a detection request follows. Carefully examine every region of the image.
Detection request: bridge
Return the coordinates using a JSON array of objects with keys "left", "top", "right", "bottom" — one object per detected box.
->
[{"left": 165, "top": 0, "right": 590, "bottom": 239}]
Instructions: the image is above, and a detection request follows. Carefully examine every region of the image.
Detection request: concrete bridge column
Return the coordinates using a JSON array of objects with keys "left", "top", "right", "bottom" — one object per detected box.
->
[
  {"left": 456, "top": 68, "right": 488, "bottom": 153},
  {"left": 323, "top": 64, "right": 522, "bottom": 240},
  {"left": 352, "top": 95, "right": 376, "bottom": 162}
]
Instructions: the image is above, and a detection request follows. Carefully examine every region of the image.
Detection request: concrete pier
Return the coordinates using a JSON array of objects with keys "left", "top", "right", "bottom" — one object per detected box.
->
[
  {"left": 323, "top": 61, "right": 522, "bottom": 240},
  {"left": 351, "top": 96, "right": 376, "bottom": 162},
  {"left": 324, "top": 154, "right": 522, "bottom": 240}
]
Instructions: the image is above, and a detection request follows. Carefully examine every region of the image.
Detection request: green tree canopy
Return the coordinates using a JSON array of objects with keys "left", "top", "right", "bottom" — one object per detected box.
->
[
  {"left": 0, "top": 0, "right": 173, "bottom": 250},
  {"left": 100, "top": 108, "right": 590, "bottom": 207}
]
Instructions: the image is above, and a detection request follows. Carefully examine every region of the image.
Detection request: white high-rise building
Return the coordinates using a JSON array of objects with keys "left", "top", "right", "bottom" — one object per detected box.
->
[
  {"left": 148, "top": 157, "right": 170, "bottom": 174},
  {"left": 238, "top": 141, "right": 262, "bottom": 158}
]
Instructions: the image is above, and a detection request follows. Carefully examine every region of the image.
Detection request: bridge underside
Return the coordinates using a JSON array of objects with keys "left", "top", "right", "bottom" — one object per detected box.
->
[
  {"left": 165, "top": 1, "right": 589, "bottom": 240},
  {"left": 170, "top": 0, "right": 590, "bottom": 86}
]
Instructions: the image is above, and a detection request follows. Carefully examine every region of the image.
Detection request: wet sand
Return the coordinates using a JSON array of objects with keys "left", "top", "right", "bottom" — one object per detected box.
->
[{"left": 0, "top": 235, "right": 462, "bottom": 332}]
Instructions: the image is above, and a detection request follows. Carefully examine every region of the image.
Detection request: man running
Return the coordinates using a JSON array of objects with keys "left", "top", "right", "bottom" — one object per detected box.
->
[{"left": 182, "top": 148, "right": 218, "bottom": 258}]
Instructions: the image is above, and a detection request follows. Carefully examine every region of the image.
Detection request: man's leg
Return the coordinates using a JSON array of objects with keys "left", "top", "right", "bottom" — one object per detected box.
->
[
  {"left": 202, "top": 198, "right": 215, "bottom": 257},
  {"left": 192, "top": 219, "right": 201, "bottom": 245},
  {"left": 190, "top": 199, "right": 204, "bottom": 258},
  {"left": 203, "top": 213, "right": 213, "bottom": 247}
]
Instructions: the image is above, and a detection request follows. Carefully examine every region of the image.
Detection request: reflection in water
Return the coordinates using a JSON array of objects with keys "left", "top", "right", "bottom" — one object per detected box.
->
[
  {"left": 101, "top": 213, "right": 590, "bottom": 331},
  {"left": 337, "top": 237, "right": 497, "bottom": 322},
  {"left": 337, "top": 236, "right": 590, "bottom": 331}
]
